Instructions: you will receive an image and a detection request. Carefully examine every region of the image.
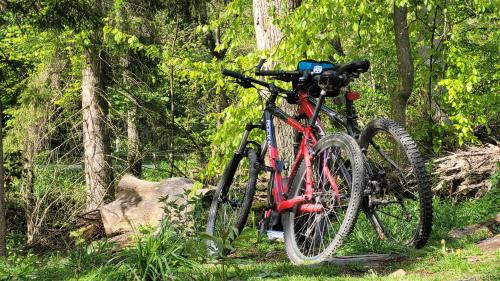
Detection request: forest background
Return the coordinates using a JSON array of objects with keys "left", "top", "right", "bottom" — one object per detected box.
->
[{"left": 0, "top": 0, "right": 498, "bottom": 280}]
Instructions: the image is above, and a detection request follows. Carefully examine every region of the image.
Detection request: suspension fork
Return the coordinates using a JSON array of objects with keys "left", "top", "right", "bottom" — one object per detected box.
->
[{"left": 235, "top": 121, "right": 265, "bottom": 155}]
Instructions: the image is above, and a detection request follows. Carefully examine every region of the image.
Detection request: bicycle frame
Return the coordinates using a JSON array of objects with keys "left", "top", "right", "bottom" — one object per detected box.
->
[
  {"left": 307, "top": 92, "right": 360, "bottom": 137},
  {"left": 235, "top": 90, "right": 336, "bottom": 215},
  {"left": 309, "top": 92, "right": 381, "bottom": 179}
]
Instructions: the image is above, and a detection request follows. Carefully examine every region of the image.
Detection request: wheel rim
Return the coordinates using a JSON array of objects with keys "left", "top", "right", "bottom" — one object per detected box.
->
[
  {"left": 365, "top": 130, "right": 421, "bottom": 245},
  {"left": 289, "top": 144, "right": 353, "bottom": 259}
]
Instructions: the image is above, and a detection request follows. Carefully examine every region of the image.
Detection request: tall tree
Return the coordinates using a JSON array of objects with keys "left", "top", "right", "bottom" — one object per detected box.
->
[
  {"left": 117, "top": 7, "right": 142, "bottom": 177},
  {"left": 82, "top": 42, "right": 113, "bottom": 211},
  {"left": 126, "top": 96, "right": 142, "bottom": 177},
  {"left": 392, "top": 3, "right": 414, "bottom": 127},
  {"left": 82, "top": 0, "right": 113, "bottom": 210},
  {"left": 253, "top": 0, "right": 301, "bottom": 169},
  {"left": 0, "top": 101, "right": 6, "bottom": 256}
]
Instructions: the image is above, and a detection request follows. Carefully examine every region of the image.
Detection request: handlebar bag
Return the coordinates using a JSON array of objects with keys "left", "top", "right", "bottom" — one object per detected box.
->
[
  {"left": 296, "top": 60, "right": 338, "bottom": 97},
  {"left": 297, "top": 60, "right": 335, "bottom": 73}
]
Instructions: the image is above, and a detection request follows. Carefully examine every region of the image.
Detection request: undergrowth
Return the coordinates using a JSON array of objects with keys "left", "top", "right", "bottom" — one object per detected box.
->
[{"left": 0, "top": 171, "right": 498, "bottom": 280}]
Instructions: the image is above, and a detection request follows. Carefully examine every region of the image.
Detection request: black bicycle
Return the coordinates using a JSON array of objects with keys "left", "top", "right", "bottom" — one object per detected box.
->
[{"left": 274, "top": 58, "right": 433, "bottom": 248}]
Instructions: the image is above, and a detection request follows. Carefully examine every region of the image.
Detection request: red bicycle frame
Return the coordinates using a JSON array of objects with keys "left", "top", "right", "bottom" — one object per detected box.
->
[{"left": 243, "top": 90, "right": 339, "bottom": 216}]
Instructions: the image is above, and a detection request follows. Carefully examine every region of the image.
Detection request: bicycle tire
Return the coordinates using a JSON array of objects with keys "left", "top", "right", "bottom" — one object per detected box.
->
[
  {"left": 206, "top": 148, "right": 258, "bottom": 254},
  {"left": 358, "top": 118, "right": 433, "bottom": 248},
  {"left": 283, "top": 133, "right": 365, "bottom": 264}
]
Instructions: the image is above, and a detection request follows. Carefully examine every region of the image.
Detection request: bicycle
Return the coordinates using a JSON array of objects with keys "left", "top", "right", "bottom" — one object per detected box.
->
[
  {"left": 286, "top": 59, "right": 433, "bottom": 248},
  {"left": 206, "top": 60, "right": 367, "bottom": 264}
]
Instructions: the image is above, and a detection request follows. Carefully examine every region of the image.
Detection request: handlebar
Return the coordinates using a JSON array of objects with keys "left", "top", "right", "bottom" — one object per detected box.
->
[
  {"left": 222, "top": 68, "right": 287, "bottom": 92},
  {"left": 222, "top": 68, "right": 247, "bottom": 81},
  {"left": 336, "top": 60, "right": 370, "bottom": 75},
  {"left": 222, "top": 59, "right": 371, "bottom": 93},
  {"left": 255, "top": 58, "right": 303, "bottom": 81}
]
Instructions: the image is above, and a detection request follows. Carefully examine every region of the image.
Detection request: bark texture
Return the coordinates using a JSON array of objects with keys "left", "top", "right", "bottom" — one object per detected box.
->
[
  {"left": 0, "top": 102, "right": 6, "bottom": 256},
  {"left": 253, "top": 0, "right": 301, "bottom": 170},
  {"left": 392, "top": 4, "right": 414, "bottom": 128},
  {"left": 127, "top": 101, "right": 142, "bottom": 177},
  {"left": 82, "top": 47, "right": 112, "bottom": 211},
  {"left": 121, "top": 55, "right": 142, "bottom": 177},
  {"left": 22, "top": 104, "right": 50, "bottom": 244}
]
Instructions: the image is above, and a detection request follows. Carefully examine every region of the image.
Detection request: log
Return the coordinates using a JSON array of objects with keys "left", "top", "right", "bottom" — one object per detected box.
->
[
  {"left": 432, "top": 144, "right": 499, "bottom": 200},
  {"left": 321, "top": 254, "right": 406, "bottom": 267}
]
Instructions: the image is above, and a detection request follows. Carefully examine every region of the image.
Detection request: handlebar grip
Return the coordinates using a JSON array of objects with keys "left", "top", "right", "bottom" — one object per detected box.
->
[
  {"left": 222, "top": 68, "right": 247, "bottom": 80},
  {"left": 337, "top": 60, "right": 370, "bottom": 74},
  {"left": 256, "top": 70, "right": 280, "bottom": 76}
]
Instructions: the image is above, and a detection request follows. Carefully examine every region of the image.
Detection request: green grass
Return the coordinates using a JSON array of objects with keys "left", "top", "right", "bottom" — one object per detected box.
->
[
  {"left": 0, "top": 252, "right": 127, "bottom": 281},
  {"left": 1, "top": 183, "right": 498, "bottom": 280}
]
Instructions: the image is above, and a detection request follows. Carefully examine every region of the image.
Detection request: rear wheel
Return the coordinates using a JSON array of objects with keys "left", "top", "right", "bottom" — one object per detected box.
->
[
  {"left": 283, "top": 133, "right": 365, "bottom": 264},
  {"left": 206, "top": 148, "right": 258, "bottom": 254},
  {"left": 358, "top": 118, "right": 433, "bottom": 248}
]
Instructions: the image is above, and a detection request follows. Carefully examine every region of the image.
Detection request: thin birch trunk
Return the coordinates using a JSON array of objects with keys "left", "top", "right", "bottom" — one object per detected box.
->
[
  {"left": 392, "top": 4, "right": 414, "bottom": 128},
  {"left": 0, "top": 102, "right": 6, "bottom": 256}
]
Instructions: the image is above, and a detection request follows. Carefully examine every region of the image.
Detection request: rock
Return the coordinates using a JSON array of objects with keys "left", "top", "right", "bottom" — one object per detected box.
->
[
  {"left": 389, "top": 269, "right": 406, "bottom": 278},
  {"left": 467, "top": 256, "right": 480, "bottom": 263},
  {"left": 448, "top": 215, "right": 499, "bottom": 240},
  {"left": 100, "top": 175, "right": 195, "bottom": 238},
  {"left": 477, "top": 234, "right": 500, "bottom": 252},
  {"left": 449, "top": 226, "right": 493, "bottom": 240}
]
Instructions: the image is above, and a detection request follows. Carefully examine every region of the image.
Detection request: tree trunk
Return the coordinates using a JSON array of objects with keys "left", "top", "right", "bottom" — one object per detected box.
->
[
  {"left": 331, "top": 37, "right": 345, "bottom": 58},
  {"left": 169, "top": 65, "right": 175, "bottom": 177},
  {"left": 0, "top": 102, "right": 6, "bottom": 256},
  {"left": 127, "top": 100, "right": 141, "bottom": 177},
  {"left": 82, "top": 47, "right": 112, "bottom": 211},
  {"left": 121, "top": 55, "right": 142, "bottom": 177},
  {"left": 169, "top": 14, "right": 180, "bottom": 177},
  {"left": 392, "top": 4, "right": 414, "bottom": 128},
  {"left": 253, "top": 0, "right": 301, "bottom": 170},
  {"left": 21, "top": 104, "right": 47, "bottom": 244}
]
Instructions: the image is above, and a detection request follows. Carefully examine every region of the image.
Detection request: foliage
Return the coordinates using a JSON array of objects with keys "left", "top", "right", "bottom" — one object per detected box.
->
[
  {"left": 1, "top": 187, "right": 499, "bottom": 279},
  {"left": 0, "top": 0, "right": 499, "bottom": 280},
  {"left": 433, "top": 2, "right": 499, "bottom": 149},
  {"left": 67, "top": 238, "right": 115, "bottom": 276},
  {"left": 116, "top": 222, "right": 204, "bottom": 281}
]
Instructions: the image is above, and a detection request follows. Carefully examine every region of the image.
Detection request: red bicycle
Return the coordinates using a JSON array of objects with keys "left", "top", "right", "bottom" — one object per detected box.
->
[{"left": 206, "top": 59, "right": 367, "bottom": 264}]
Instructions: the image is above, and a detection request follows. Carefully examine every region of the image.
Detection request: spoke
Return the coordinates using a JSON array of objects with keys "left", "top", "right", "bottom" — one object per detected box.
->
[{"left": 375, "top": 209, "right": 408, "bottom": 222}]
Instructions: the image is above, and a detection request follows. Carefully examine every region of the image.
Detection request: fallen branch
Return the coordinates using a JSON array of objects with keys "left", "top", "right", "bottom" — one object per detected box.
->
[{"left": 433, "top": 144, "right": 499, "bottom": 200}]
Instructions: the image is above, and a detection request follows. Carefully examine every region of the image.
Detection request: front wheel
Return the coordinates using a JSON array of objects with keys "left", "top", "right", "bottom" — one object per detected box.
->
[
  {"left": 206, "top": 148, "right": 258, "bottom": 254},
  {"left": 283, "top": 133, "right": 365, "bottom": 264},
  {"left": 358, "top": 118, "right": 433, "bottom": 248}
]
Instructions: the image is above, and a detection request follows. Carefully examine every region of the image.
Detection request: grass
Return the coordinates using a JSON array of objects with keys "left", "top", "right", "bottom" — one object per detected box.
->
[
  {"left": 0, "top": 184, "right": 498, "bottom": 280},
  {"left": 213, "top": 223, "right": 498, "bottom": 281}
]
